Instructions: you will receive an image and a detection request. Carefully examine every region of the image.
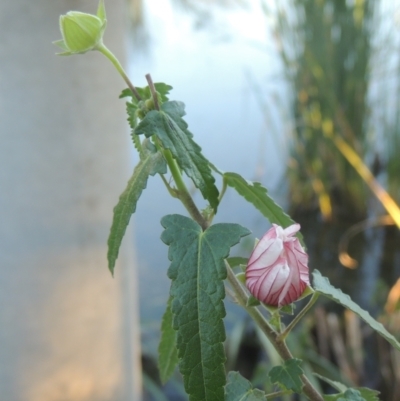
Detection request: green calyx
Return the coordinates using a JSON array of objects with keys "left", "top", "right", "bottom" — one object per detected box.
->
[{"left": 54, "top": 0, "right": 107, "bottom": 55}]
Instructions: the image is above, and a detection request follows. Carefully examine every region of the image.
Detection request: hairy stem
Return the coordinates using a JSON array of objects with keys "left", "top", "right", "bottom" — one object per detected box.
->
[
  {"left": 265, "top": 390, "right": 293, "bottom": 399},
  {"left": 277, "top": 292, "right": 320, "bottom": 341},
  {"left": 226, "top": 267, "right": 324, "bottom": 401},
  {"left": 159, "top": 174, "right": 179, "bottom": 198},
  {"left": 98, "top": 44, "right": 142, "bottom": 101},
  {"left": 162, "top": 149, "right": 208, "bottom": 230},
  {"left": 145, "top": 73, "right": 160, "bottom": 110}
]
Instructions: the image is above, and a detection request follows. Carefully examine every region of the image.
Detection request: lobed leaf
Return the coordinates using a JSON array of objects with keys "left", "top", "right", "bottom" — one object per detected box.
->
[
  {"left": 107, "top": 140, "right": 167, "bottom": 273},
  {"left": 268, "top": 358, "right": 304, "bottom": 393},
  {"left": 135, "top": 101, "right": 219, "bottom": 211},
  {"left": 312, "top": 270, "right": 400, "bottom": 351},
  {"left": 225, "top": 371, "right": 267, "bottom": 401},
  {"left": 160, "top": 214, "right": 250, "bottom": 401},
  {"left": 158, "top": 295, "right": 179, "bottom": 384},
  {"left": 223, "top": 172, "right": 303, "bottom": 243}
]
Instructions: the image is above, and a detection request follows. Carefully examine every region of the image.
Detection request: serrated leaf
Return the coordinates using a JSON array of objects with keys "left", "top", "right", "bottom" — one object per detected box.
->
[
  {"left": 153, "top": 82, "right": 173, "bottom": 102},
  {"left": 119, "top": 82, "right": 173, "bottom": 102},
  {"left": 356, "top": 388, "right": 380, "bottom": 401},
  {"left": 225, "top": 371, "right": 267, "bottom": 401},
  {"left": 323, "top": 388, "right": 379, "bottom": 401},
  {"left": 223, "top": 172, "right": 303, "bottom": 243},
  {"left": 107, "top": 140, "right": 167, "bottom": 273},
  {"left": 158, "top": 295, "right": 179, "bottom": 384},
  {"left": 314, "top": 373, "right": 347, "bottom": 392},
  {"left": 125, "top": 102, "right": 142, "bottom": 152},
  {"left": 337, "top": 389, "right": 366, "bottom": 401},
  {"left": 135, "top": 101, "right": 219, "bottom": 211},
  {"left": 268, "top": 358, "right": 304, "bottom": 393},
  {"left": 161, "top": 215, "right": 250, "bottom": 401},
  {"left": 316, "top": 374, "right": 380, "bottom": 401},
  {"left": 126, "top": 102, "right": 138, "bottom": 129},
  {"left": 323, "top": 388, "right": 367, "bottom": 401},
  {"left": 312, "top": 270, "right": 400, "bottom": 351}
]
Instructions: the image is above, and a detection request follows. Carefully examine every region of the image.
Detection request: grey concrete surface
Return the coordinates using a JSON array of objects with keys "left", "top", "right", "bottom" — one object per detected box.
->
[{"left": 0, "top": 1, "right": 142, "bottom": 400}]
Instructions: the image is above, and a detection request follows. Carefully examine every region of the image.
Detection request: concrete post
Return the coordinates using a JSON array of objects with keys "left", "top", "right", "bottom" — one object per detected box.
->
[{"left": 0, "top": 1, "right": 142, "bottom": 400}]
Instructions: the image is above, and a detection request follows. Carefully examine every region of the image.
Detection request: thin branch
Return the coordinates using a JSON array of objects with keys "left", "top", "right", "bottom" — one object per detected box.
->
[{"left": 145, "top": 73, "right": 160, "bottom": 110}]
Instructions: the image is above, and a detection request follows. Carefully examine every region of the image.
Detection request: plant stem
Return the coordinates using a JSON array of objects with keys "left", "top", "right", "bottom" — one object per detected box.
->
[
  {"left": 277, "top": 292, "right": 320, "bottom": 341},
  {"left": 265, "top": 390, "right": 293, "bottom": 399},
  {"left": 159, "top": 174, "right": 179, "bottom": 198},
  {"left": 226, "top": 267, "right": 324, "bottom": 401},
  {"left": 163, "top": 148, "right": 208, "bottom": 230},
  {"left": 144, "top": 73, "right": 208, "bottom": 230},
  {"left": 98, "top": 43, "right": 142, "bottom": 101}
]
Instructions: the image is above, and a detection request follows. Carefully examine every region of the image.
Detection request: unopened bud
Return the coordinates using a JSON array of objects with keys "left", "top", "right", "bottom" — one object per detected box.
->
[{"left": 54, "top": 0, "right": 106, "bottom": 55}]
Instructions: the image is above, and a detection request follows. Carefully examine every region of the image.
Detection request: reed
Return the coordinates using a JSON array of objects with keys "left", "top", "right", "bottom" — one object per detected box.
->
[{"left": 273, "top": 0, "right": 377, "bottom": 220}]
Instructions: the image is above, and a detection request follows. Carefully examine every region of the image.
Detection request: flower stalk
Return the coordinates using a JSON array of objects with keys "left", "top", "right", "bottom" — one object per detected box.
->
[
  {"left": 98, "top": 45, "right": 142, "bottom": 101},
  {"left": 277, "top": 291, "right": 320, "bottom": 341},
  {"left": 226, "top": 266, "right": 324, "bottom": 401}
]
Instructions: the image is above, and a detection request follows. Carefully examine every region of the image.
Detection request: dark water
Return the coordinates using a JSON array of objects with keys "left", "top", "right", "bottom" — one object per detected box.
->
[
  {"left": 128, "top": 1, "right": 287, "bottom": 330},
  {"left": 128, "top": 0, "right": 400, "bottom": 343},
  {"left": 126, "top": 2, "right": 400, "bottom": 399}
]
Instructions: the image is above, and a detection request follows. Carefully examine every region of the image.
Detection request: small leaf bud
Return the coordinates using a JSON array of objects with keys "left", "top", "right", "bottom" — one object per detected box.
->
[{"left": 145, "top": 98, "right": 155, "bottom": 111}]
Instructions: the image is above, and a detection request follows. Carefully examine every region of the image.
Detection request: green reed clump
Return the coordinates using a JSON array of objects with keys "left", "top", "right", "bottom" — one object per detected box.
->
[{"left": 274, "top": 0, "right": 377, "bottom": 220}]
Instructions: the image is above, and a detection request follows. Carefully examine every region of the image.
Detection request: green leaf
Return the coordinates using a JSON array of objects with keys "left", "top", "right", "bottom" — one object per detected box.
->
[
  {"left": 126, "top": 102, "right": 138, "bottom": 129},
  {"left": 223, "top": 172, "right": 303, "bottom": 242},
  {"left": 323, "top": 388, "right": 367, "bottom": 401},
  {"left": 337, "top": 389, "right": 366, "bottom": 401},
  {"left": 356, "top": 388, "right": 381, "bottom": 401},
  {"left": 107, "top": 140, "right": 167, "bottom": 274},
  {"left": 312, "top": 270, "right": 400, "bottom": 351},
  {"left": 226, "top": 256, "right": 248, "bottom": 268},
  {"left": 135, "top": 101, "right": 219, "bottom": 211},
  {"left": 161, "top": 215, "right": 250, "bottom": 401},
  {"left": 246, "top": 295, "right": 261, "bottom": 307},
  {"left": 225, "top": 371, "right": 267, "bottom": 401},
  {"left": 315, "top": 374, "right": 380, "bottom": 401},
  {"left": 158, "top": 295, "right": 179, "bottom": 384},
  {"left": 125, "top": 102, "right": 142, "bottom": 152},
  {"left": 153, "top": 82, "right": 173, "bottom": 102},
  {"left": 323, "top": 388, "right": 379, "bottom": 401},
  {"left": 268, "top": 358, "right": 304, "bottom": 393},
  {"left": 314, "top": 373, "right": 347, "bottom": 392},
  {"left": 119, "top": 83, "right": 173, "bottom": 102}
]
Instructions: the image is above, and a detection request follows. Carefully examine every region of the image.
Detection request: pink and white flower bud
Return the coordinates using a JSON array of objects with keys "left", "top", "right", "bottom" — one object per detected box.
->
[{"left": 246, "top": 224, "right": 310, "bottom": 307}]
